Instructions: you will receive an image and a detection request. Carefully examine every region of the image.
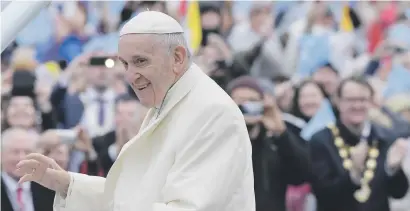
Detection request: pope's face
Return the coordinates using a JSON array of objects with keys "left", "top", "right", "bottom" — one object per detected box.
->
[{"left": 118, "top": 34, "right": 175, "bottom": 108}]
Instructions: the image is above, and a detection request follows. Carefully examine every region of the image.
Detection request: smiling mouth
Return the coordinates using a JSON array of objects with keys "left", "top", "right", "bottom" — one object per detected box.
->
[{"left": 136, "top": 83, "right": 150, "bottom": 91}]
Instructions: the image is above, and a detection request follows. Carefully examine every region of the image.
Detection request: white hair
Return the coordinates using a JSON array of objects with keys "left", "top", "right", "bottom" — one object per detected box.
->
[
  {"left": 152, "top": 33, "right": 192, "bottom": 64},
  {"left": 2, "top": 128, "right": 38, "bottom": 150}
]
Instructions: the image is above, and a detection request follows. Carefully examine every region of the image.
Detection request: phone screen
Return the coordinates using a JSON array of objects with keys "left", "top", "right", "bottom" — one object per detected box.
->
[
  {"left": 89, "top": 57, "right": 115, "bottom": 68},
  {"left": 89, "top": 57, "right": 109, "bottom": 66}
]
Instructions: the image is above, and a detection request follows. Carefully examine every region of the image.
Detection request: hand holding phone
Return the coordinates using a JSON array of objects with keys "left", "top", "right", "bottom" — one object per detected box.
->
[
  {"left": 238, "top": 101, "right": 264, "bottom": 116},
  {"left": 89, "top": 57, "right": 115, "bottom": 68},
  {"left": 261, "top": 96, "right": 286, "bottom": 134}
]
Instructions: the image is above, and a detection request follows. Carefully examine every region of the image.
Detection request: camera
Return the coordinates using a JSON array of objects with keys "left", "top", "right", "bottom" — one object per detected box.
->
[{"left": 238, "top": 101, "right": 264, "bottom": 116}]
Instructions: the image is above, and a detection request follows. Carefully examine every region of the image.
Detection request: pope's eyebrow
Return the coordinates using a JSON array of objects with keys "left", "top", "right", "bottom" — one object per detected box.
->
[{"left": 118, "top": 57, "right": 128, "bottom": 66}]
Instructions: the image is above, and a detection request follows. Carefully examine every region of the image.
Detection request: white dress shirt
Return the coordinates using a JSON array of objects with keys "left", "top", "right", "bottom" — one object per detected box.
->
[
  {"left": 108, "top": 144, "right": 118, "bottom": 161},
  {"left": 68, "top": 88, "right": 117, "bottom": 172},
  {"left": 2, "top": 172, "right": 34, "bottom": 211},
  {"left": 79, "top": 87, "right": 117, "bottom": 138}
]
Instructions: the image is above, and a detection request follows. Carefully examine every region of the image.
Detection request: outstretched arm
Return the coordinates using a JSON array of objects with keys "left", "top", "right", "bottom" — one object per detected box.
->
[
  {"left": 54, "top": 173, "right": 106, "bottom": 211},
  {"left": 16, "top": 153, "right": 107, "bottom": 211}
]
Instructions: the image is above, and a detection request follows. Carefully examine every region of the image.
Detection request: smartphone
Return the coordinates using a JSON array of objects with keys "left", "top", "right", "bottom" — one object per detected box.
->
[
  {"left": 89, "top": 57, "right": 108, "bottom": 66},
  {"left": 53, "top": 129, "right": 78, "bottom": 145},
  {"left": 238, "top": 101, "right": 264, "bottom": 116},
  {"left": 89, "top": 57, "right": 115, "bottom": 68}
]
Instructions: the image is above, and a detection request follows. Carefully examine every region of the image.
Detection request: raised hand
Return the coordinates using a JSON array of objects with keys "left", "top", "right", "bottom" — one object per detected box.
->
[
  {"left": 350, "top": 141, "right": 369, "bottom": 172},
  {"left": 35, "top": 83, "right": 52, "bottom": 112},
  {"left": 262, "top": 95, "right": 286, "bottom": 135},
  {"left": 74, "top": 127, "right": 94, "bottom": 152},
  {"left": 387, "top": 138, "right": 409, "bottom": 170},
  {"left": 16, "top": 153, "right": 71, "bottom": 196}
]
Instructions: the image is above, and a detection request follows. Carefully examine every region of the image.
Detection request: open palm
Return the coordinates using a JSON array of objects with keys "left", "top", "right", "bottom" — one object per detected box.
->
[{"left": 16, "top": 153, "right": 70, "bottom": 194}]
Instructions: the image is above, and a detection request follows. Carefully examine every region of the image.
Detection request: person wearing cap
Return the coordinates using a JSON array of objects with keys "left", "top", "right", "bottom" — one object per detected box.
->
[
  {"left": 15, "top": 11, "right": 255, "bottom": 211},
  {"left": 226, "top": 76, "right": 309, "bottom": 211}
]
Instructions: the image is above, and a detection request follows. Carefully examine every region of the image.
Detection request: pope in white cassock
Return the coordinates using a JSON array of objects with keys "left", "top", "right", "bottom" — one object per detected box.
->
[{"left": 15, "top": 11, "right": 255, "bottom": 211}]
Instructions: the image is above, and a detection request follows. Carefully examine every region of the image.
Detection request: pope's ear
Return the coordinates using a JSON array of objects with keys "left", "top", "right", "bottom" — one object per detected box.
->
[{"left": 172, "top": 45, "right": 187, "bottom": 74}]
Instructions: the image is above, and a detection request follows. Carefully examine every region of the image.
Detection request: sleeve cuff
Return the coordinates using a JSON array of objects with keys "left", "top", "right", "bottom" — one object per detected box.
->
[{"left": 54, "top": 173, "right": 75, "bottom": 208}]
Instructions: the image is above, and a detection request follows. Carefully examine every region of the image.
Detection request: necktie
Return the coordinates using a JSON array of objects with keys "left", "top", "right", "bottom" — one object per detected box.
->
[
  {"left": 16, "top": 186, "right": 25, "bottom": 211},
  {"left": 97, "top": 97, "right": 105, "bottom": 126}
]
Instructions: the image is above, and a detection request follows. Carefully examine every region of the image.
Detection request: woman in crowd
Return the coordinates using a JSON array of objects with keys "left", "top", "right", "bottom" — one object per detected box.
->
[
  {"left": 226, "top": 76, "right": 309, "bottom": 211},
  {"left": 282, "top": 80, "right": 329, "bottom": 211},
  {"left": 284, "top": 79, "right": 329, "bottom": 136},
  {"left": 2, "top": 94, "right": 56, "bottom": 132}
]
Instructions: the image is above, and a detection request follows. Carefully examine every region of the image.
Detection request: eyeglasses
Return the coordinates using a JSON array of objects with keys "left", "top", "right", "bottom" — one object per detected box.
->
[{"left": 340, "top": 97, "right": 371, "bottom": 103}]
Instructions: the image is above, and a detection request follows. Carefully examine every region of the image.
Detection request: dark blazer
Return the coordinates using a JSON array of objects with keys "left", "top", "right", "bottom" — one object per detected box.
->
[
  {"left": 92, "top": 130, "right": 116, "bottom": 154},
  {"left": 1, "top": 178, "right": 55, "bottom": 211},
  {"left": 252, "top": 127, "right": 309, "bottom": 211},
  {"left": 79, "top": 131, "right": 116, "bottom": 177},
  {"left": 50, "top": 83, "right": 84, "bottom": 129},
  {"left": 81, "top": 145, "right": 116, "bottom": 177},
  {"left": 309, "top": 121, "right": 409, "bottom": 211}
]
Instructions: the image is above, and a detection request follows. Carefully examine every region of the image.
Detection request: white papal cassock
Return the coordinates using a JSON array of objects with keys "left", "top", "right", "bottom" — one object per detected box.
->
[{"left": 53, "top": 63, "right": 255, "bottom": 211}]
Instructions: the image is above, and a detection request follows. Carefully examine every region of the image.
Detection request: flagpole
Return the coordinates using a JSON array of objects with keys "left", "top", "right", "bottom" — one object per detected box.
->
[{"left": 1, "top": 1, "right": 51, "bottom": 53}]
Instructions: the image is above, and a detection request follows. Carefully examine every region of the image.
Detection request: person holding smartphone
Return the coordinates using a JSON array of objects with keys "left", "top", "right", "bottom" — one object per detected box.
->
[
  {"left": 49, "top": 53, "right": 120, "bottom": 173},
  {"left": 227, "top": 76, "right": 309, "bottom": 211},
  {"left": 82, "top": 94, "right": 147, "bottom": 177}
]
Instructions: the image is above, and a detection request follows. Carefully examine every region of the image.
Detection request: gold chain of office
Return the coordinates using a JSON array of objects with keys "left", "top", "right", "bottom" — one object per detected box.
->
[{"left": 328, "top": 124, "right": 380, "bottom": 203}]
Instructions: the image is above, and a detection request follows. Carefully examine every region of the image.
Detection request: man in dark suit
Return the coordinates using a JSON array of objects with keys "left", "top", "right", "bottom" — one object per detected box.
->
[
  {"left": 79, "top": 94, "right": 147, "bottom": 176},
  {"left": 309, "top": 76, "right": 409, "bottom": 211},
  {"left": 1, "top": 128, "right": 55, "bottom": 211}
]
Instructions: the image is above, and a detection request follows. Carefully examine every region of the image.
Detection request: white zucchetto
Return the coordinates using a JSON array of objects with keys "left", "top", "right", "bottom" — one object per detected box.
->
[{"left": 120, "top": 11, "right": 184, "bottom": 36}]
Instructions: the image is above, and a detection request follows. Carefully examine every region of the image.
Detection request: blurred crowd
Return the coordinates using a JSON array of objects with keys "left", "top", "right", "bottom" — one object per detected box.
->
[{"left": 1, "top": 1, "right": 410, "bottom": 211}]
